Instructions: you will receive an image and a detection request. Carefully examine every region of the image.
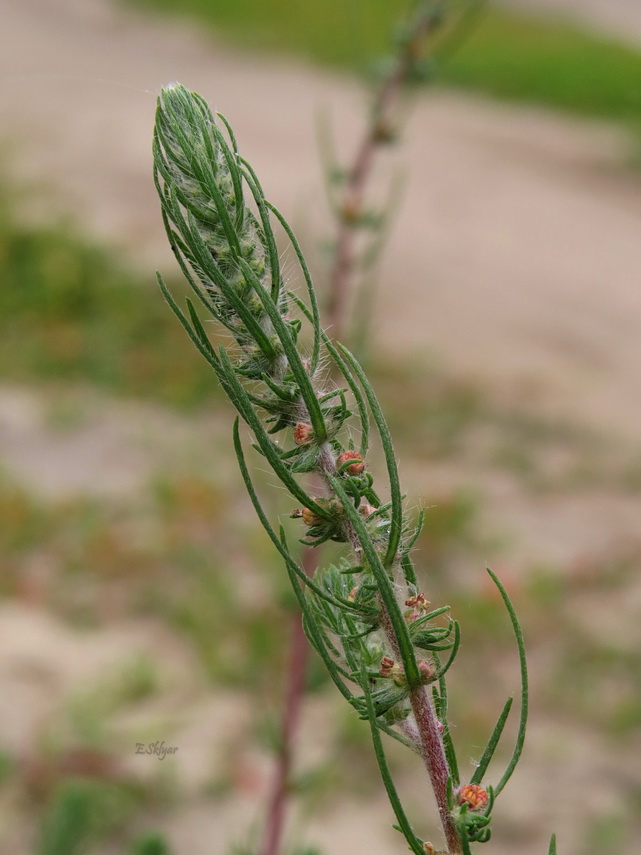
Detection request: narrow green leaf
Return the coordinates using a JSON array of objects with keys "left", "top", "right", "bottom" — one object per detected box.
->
[
  {"left": 232, "top": 420, "right": 357, "bottom": 612},
  {"left": 158, "top": 87, "right": 242, "bottom": 258},
  {"left": 435, "top": 619, "right": 460, "bottom": 679},
  {"left": 329, "top": 474, "right": 418, "bottom": 684},
  {"left": 375, "top": 720, "right": 419, "bottom": 754},
  {"left": 192, "top": 118, "right": 242, "bottom": 252},
  {"left": 404, "top": 506, "right": 426, "bottom": 552},
  {"left": 411, "top": 606, "right": 452, "bottom": 627},
  {"left": 238, "top": 259, "right": 328, "bottom": 443},
  {"left": 548, "top": 833, "right": 557, "bottom": 855},
  {"left": 185, "top": 299, "right": 217, "bottom": 356},
  {"left": 183, "top": 211, "right": 279, "bottom": 360},
  {"left": 215, "top": 111, "right": 240, "bottom": 160},
  {"left": 220, "top": 351, "right": 327, "bottom": 517},
  {"left": 336, "top": 344, "right": 402, "bottom": 567},
  {"left": 460, "top": 825, "right": 473, "bottom": 855},
  {"left": 239, "top": 158, "right": 281, "bottom": 302},
  {"left": 232, "top": 419, "right": 359, "bottom": 708},
  {"left": 209, "top": 113, "right": 245, "bottom": 233},
  {"left": 268, "top": 204, "right": 321, "bottom": 373},
  {"left": 486, "top": 567, "right": 528, "bottom": 797},
  {"left": 470, "top": 697, "right": 513, "bottom": 786},
  {"left": 156, "top": 274, "right": 220, "bottom": 374},
  {"left": 299, "top": 602, "right": 350, "bottom": 696},
  {"left": 359, "top": 662, "right": 425, "bottom": 855},
  {"left": 259, "top": 372, "right": 297, "bottom": 403},
  {"left": 156, "top": 193, "right": 221, "bottom": 319},
  {"left": 400, "top": 551, "right": 418, "bottom": 587},
  {"left": 159, "top": 210, "right": 239, "bottom": 331},
  {"left": 436, "top": 675, "right": 460, "bottom": 785},
  {"left": 320, "top": 328, "right": 370, "bottom": 458}
]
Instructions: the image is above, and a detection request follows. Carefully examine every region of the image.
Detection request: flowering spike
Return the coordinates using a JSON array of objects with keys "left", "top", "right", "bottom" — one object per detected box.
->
[
  {"left": 153, "top": 79, "right": 531, "bottom": 855},
  {"left": 154, "top": 83, "right": 287, "bottom": 382}
]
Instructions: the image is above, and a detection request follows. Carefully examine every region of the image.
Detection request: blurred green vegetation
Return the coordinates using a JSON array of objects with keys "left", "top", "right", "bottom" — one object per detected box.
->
[
  {"left": 0, "top": 471, "right": 294, "bottom": 688},
  {"left": 0, "top": 187, "right": 220, "bottom": 409},
  {"left": 445, "top": 7, "right": 641, "bottom": 122},
  {"left": 125, "top": 0, "right": 641, "bottom": 124},
  {"left": 38, "top": 777, "right": 152, "bottom": 855}
]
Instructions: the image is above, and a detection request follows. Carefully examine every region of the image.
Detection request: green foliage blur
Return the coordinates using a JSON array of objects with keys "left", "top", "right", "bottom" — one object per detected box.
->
[
  {"left": 125, "top": 0, "right": 641, "bottom": 124},
  {"left": 0, "top": 186, "right": 219, "bottom": 409}
]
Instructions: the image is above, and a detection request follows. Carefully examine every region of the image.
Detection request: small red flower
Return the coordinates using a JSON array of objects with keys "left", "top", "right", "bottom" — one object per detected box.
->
[
  {"left": 337, "top": 450, "right": 365, "bottom": 475},
  {"left": 405, "top": 593, "right": 431, "bottom": 611},
  {"left": 417, "top": 660, "right": 436, "bottom": 683},
  {"left": 457, "top": 783, "right": 489, "bottom": 811},
  {"left": 293, "top": 423, "right": 314, "bottom": 445},
  {"left": 379, "top": 656, "right": 405, "bottom": 685},
  {"left": 379, "top": 656, "right": 396, "bottom": 677}
]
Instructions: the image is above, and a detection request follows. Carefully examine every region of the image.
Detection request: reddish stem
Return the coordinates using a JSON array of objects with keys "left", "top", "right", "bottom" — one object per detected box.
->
[
  {"left": 379, "top": 600, "right": 461, "bottom": 853},
  {"left": 260, "top": 546, "right": 318, "bottom": 855},
  {"left": 326, "top": 4, "right": 440, "bottom": 343},
  {"left": 409, "top": 686, "right": 461, "bottom": 854}
]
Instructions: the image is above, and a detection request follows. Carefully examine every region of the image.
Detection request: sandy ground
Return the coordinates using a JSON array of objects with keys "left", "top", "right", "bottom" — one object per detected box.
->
[{"left": 1, "top": 1, "right": 641, "bottom": 853}]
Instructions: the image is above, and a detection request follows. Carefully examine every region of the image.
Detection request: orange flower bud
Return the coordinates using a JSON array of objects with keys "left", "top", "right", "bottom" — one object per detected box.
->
[
  {"left": 301, "top": 507, "right": 321, "bottom": 527},
  {"left": 337, "top": 450, "right": 365, "bottom": 475},
  {"left": 457, "top": 783, "right": 489, "bottom": 811},
  {"left": 359, "top": 503, "right": 376, "bottom": 517},
  {"left": 380, "top": 656, "right": 405, "bottom": 684},
  {"left": 418, "top": 660, "right": 436, "bottom": 683},
  {"left": 293, "top": 422, "right": 314, "bottom": 445},
  {"left": 379, "top": 656, "right": 396, "bottom": 677}
]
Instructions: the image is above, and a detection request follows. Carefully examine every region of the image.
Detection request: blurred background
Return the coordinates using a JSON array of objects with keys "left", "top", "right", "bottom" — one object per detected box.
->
[{"left": 1, "top": 0, "right": 641, "bottom": 853}]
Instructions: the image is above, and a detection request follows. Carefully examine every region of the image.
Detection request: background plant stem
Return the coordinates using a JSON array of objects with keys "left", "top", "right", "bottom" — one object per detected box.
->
[
  {"left": 326, "top": 1, "right": 441, "bottom": 344},
  {"left": 260, "top": 542, "right": 320, "bottom": 855}
]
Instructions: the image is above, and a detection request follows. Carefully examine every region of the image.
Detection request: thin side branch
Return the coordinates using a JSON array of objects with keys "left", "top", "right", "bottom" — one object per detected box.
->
[{"left": 326, "top": 1, "right": 443, "bottom": 342}]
